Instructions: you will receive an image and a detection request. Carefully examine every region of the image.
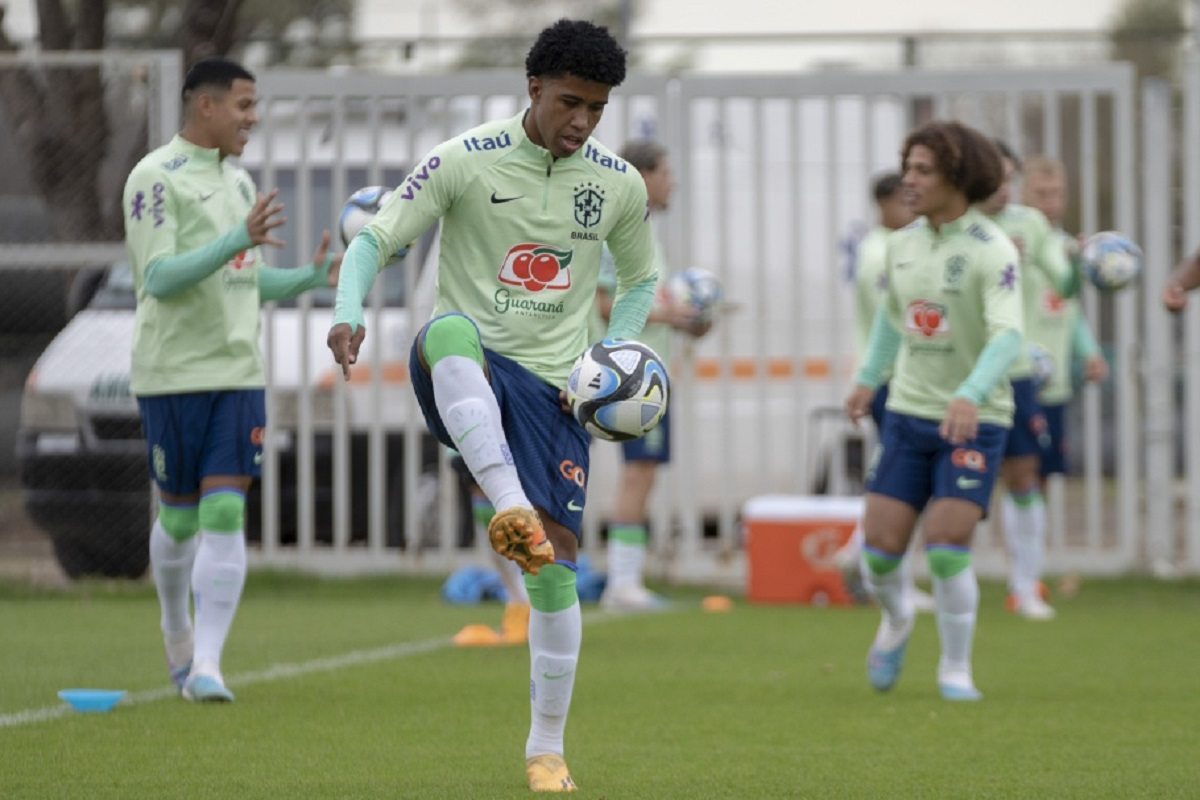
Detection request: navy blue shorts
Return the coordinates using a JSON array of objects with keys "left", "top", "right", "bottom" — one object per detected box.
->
[
  {"left": 136, "top": 390, "right": 266, "bottom": 495},
  {"left": 410, "top": 315, "right": 591, "bottom": 537},
  {"left": 870, "top": 382, "right": 890, "bottom": 432},
  {"left": 1004, "top": 377, "right": 1051, "bottom": 458},
  {"left": 1038, "top": 402, "right": 1068, "bottom": 476},
  {"left": 867, "top": 411, "right": 1008, "bottom": 515},
  {"left": 621, "top": 409, "right": 671, "bottom": 463}
]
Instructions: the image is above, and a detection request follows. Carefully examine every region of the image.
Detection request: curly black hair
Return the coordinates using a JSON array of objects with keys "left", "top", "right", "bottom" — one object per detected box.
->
[
  {"left": 525, "top": 19, "right": 627, "bottom": 87},
  {"left": 902, "top": 121, "right": 1004, "bottom": 204}
]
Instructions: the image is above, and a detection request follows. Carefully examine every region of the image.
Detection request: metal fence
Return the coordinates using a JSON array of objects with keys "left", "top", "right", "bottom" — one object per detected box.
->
[{"left": 10, "top": 56, "right": 1198, "bottom": 581}]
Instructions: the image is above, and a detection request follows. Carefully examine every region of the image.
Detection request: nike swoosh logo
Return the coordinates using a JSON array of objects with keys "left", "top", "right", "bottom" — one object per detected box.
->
[
  {"left": 455, "top": 423, "right": 481, "bottom": 445},
  {"left": 490, "top": 191, "right": 522, "bottom": 204},
  {"left": 542, "top": 672, "right": 569, "bottom": 680},
  {"left": 199, "top": 191, "right": 216, "bottom": 202},
  {"left": 567, "top": 500, "right": 584, "bottom": 512},
  {"left": 956, "top": 477, "right": 981, "bottom": 489}
]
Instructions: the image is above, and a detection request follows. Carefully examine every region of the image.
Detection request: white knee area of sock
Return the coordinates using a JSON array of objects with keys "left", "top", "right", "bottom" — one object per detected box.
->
[
  {"left": 531, "top": 654, "right": 577, "bottom": 716},
  {"left": 150, "top": 521, "right": 198, "bottom": 634},
  {"left": 151, "top": 521, "right": 198, "bottom": 564},
  {"left": 862, "top": 556, "right": 912, "bottom": 625},
  {"left": 933, "top": 567, "right": 978, "bottom": 616}
]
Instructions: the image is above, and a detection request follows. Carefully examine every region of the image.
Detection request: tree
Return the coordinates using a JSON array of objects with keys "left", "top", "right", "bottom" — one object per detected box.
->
[
  {"left": 1108, "top": 0, "right": 1187, "bottom": 81},
  {"left": 0, "top": 1, "right": 350, "bottom": 243}
]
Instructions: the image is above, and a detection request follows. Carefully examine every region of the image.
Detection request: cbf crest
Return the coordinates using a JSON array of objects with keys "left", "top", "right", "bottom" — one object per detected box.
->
[
  {"left": 944, "top": 254, "right": 967, "bottom": 288},
  {"left": 573, "top": 181, "right": 605, "bottom": 229}
]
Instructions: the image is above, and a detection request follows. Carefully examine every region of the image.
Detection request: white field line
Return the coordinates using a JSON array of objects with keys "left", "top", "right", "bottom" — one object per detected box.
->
[{"left": 0, "top": 607, "right": 662, "bottom": 729}]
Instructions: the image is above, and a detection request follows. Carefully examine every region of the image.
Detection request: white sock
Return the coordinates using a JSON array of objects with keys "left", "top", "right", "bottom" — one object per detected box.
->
[
  {"left": 526, "top": 601, "right": 582, "bottom": 759},
  {"left": 607, "top": 539, "right": 646, "bottom": 590},
  {"left": 898, "top": 550, "right": 923, "bottom": 601},
  {"left": 190, "top": 532, "right": 247, "bottom": 681},
  {"left": 1002, "top": 493, "right": 1045, "bottom": 599},
  {"left": 432, "top": 356, "right": 530, "bottom": 512},
  {"left": 933, "top": 566, "right": 979, "bottom": 681},
  {"left": 493, "top": 550, "right": 529, "bottom": 604},
  {"left": 863, "top": 552, "right": 913, "bottom": 650},
  {"left": 149, "top": 519, "right": 198, "bottom": 637}
]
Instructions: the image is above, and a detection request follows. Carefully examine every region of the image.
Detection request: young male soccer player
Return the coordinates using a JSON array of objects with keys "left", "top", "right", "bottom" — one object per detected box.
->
[
  {"left": 593, "top": 138, "right": 709, "bottom": 610},
  {"left": 327, "top": 20, "right": 656, "bottom": 792},
  {"left": 834, "top": 172, "right": 933, "bottom": 612},
  {"left": 846, "top": 121, "right": 1021, "bottom": 701},
  {"left": 977, "top": 142, "right": 1078, "bottom": 621},
  {"left": 1019, "top": 156, "right": 1108, "bottom": 602},
  {"left": 124, "top": 57, "right": 340, "bottom": 703}
]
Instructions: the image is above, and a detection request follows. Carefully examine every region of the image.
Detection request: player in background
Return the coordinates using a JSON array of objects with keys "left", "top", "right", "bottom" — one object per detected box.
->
[
  {"left": 327, "top": 20, "right": 656, "bottom": 793},
  {"left": 977, "top": 142, "right": 1078, "bottom": 621},
  {"left": 124, "top": 57, "right": 340, "bottom": 703},
  {"left": 593, "top": 138, "right": 709, "bottom": 611},
  {"left": 834, "top": 172, "right": 933, "bottom": 613},
  {"left": 1019, "top": 156, "right": 1109, "bottom": 604},
  {"left": 846, "top": 121, "right": 1021, "bottom": 701}
]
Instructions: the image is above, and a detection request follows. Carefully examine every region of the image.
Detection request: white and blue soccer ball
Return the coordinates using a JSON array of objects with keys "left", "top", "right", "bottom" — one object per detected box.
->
[
  {"left": 1080, "top": 231, "right": 1142, "bottom": 291},
  {"left": 1028, "top": 343, "right": 1055, "bottom": 389},
  {"left": 566, "top": 339, "right": 669, "bottom": 442},
  {"left": 669, "top": 267, "right": 724, "bottom": 323},
  {"left": 339, "top": 186, "right": 408, "bottom": 259}
]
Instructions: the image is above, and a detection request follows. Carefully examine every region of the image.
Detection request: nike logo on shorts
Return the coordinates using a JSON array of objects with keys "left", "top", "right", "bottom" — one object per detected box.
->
[
  {"left": 956, "top": 476, "right": 981, "bottom": 490},
  {"left": 567, "top": 500, "right": 584, "bottom": 512},
  {"left": 490, "top": 191, "right": 522, "bottom": 204}
]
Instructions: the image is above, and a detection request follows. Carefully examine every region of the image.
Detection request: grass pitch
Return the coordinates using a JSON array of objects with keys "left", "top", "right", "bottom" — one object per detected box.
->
[{"left": 1, "top": 573, "right": 1196, "bottom": 799}]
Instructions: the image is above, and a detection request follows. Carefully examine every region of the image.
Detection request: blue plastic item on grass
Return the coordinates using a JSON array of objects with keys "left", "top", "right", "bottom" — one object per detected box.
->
[{"left": 58, "top": 689, "right": 126, "bottom": 713}]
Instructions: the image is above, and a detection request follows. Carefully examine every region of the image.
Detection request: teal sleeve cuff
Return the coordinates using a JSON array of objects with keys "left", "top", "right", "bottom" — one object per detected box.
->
[
  {"left": 854, "top": 307, "right": 901, "bottom": 389},
  {"left": 1071, "top": 312, "right": 1101, "bottom": 359},
  {"left": 605, "top": 275, "right": 658, "bottom": 340},
  {"left": 333, "top": 230, "right": 383, "bottom": 331},
  {"left": 258, "top": 255, "right": 332, "bottom": 302},
  {"left": 142, "top": 224, "right": 253, "bottom": 298},
  {"left": 954, "top": 329, "right": 1022, "bottom": 404}
]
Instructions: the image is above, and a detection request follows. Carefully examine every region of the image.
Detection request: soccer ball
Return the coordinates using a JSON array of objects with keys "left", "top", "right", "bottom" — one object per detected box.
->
[
  {"left": 668, "top": 267, "right": 724, "bottom": 323},
  {"left": 566, "top": 339, "right": 669, "bottom": 442},
  {"left": 1080, "top": 231, "right": 1142, "bottom": 291},
  {"left": 338, "top": 186, "right": 408, "bottom": 259},
  {"left": 1028, "top": 343, "right": 1055, "bottom": 389}
]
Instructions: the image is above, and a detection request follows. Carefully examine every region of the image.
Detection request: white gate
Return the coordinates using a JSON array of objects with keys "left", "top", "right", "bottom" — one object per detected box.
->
[{"left": 246, "top": 64, "right": 1156, "bottom": 581}]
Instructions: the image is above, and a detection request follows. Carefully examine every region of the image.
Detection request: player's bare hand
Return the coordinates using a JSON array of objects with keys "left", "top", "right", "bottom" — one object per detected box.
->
[
  {"left": 559, "top": 389, "right": 574, "bottom": 416},
  {"left": 664, "top": 303, "right": 701, "bottom": 333},
  {"left": 1163, "top": 282, "right": 1188, "bottom": 314},
  {"left": 845, "top": 385, "right": 875, "bottom": 427},
  {"left": 327, "top": 322, "right": 366, "bottom": 381},
  {"left": 246, "top": 189, "right": 287, "bottom": 248},
  {"left": 311, "top": 230, "right": 343, "bottom": 286},
  {"left": 940, "top": 397, "right": 979, "bottom": 445},
  {"left": 1084, "top": 354, "right": 1109, "bottom": 383}
]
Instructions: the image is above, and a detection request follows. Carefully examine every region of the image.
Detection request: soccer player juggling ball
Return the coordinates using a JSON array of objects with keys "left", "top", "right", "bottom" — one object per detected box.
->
[
  {"left": 124, "top": 57, "right": 340, "bottom": 703},
  {"left": 327, "top": 20, "right": 657, "bottom": 793},
  {"left": 845, "top": 121, "right": 1022, "bottom": 702}
]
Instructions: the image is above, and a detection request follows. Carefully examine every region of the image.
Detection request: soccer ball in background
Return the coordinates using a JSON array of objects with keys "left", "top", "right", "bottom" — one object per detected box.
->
[
  {"left": 668, "top": 267, "right": 724, "bottom": 324},
  {"left": 338, "top": 186, "right": 408, "bottom": 260},
  {"left": 1080, "top": 231, "right": 1143, "bottom": 291},
  {"left": 566, "top": 339, "right": 669, "bottom": 442},
  {"left": 1028, "top": 343, "right": 1055, "bottom": 389}
]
